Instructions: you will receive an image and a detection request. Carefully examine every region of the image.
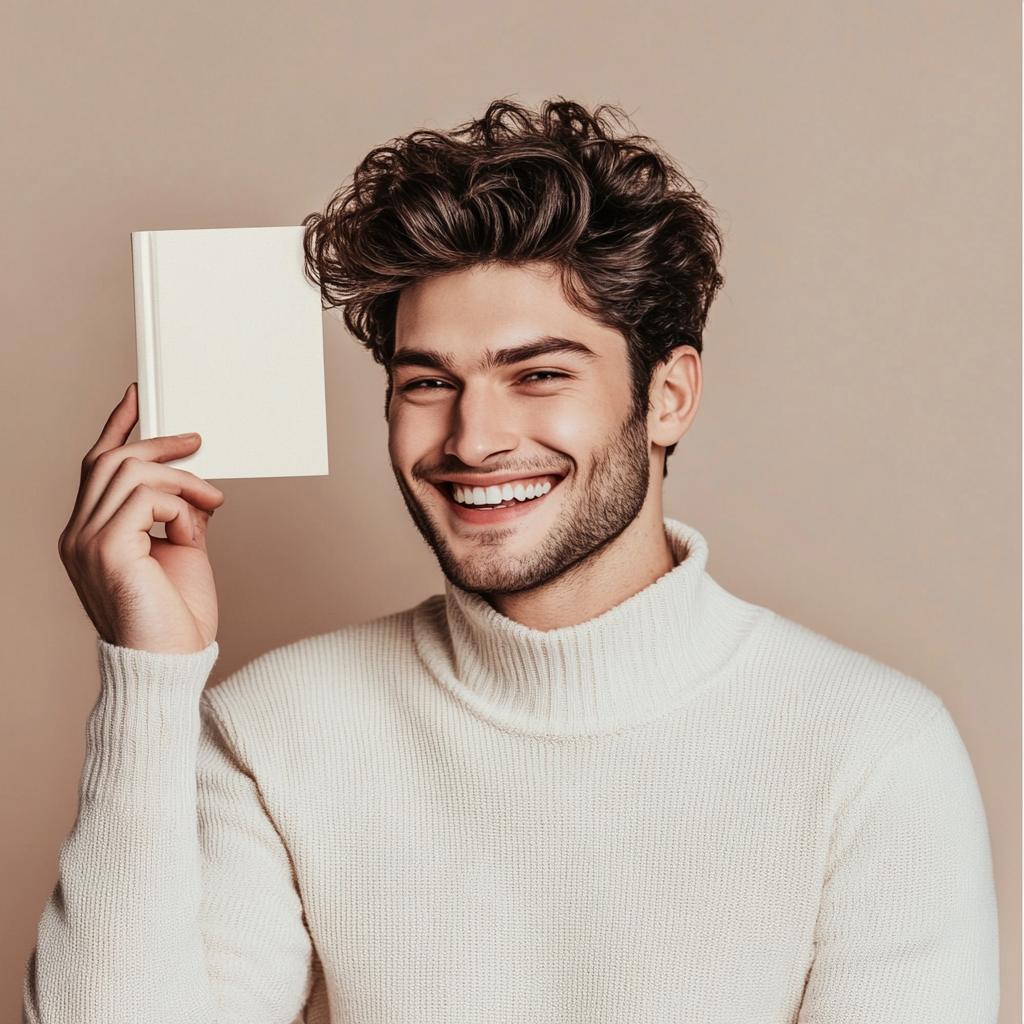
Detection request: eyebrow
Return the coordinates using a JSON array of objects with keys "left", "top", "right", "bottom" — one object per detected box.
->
[{"left": 389, "top": 336, "right": 597, "bottom": 373}]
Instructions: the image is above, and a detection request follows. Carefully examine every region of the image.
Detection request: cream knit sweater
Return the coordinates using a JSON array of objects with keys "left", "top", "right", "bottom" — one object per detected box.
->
[{"left": 25, "top": 521, "right": 998, "bottom": 1023}]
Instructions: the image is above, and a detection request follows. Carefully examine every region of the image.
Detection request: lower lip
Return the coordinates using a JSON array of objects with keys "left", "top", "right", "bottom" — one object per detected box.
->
[{"left": 442, "top": 485, "right": 559, "bottom": 525}]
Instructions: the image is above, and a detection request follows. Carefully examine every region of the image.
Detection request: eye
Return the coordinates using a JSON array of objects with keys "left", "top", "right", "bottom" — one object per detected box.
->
[
  {"left": 401, "top": 377, "right": 455, "bottom": 392},
  {"left": 519, "top": 370, "right": 569, "bottom": 383}
]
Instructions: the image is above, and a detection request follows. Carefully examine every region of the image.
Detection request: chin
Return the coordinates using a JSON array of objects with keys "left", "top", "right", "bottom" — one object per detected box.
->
[
  {"left": 412, "top": 491, "right": 643, "bottom": 596},
  {"left": 419, "top": 513, "right": 555, "bottom": 594},
  {"left": 437, "top": 542, "right": 556, "bottom": 595}
]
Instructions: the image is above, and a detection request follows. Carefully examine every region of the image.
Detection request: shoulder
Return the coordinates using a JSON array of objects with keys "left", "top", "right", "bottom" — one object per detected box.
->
[
  {"left": 730, "top": 608, "right": 954, "bottom": 789},
  {"left": 745, "top": 610, "right": 941, "bottom": 717},
  {"left": 201, "top": 595, "right": 444, "bottom": 736}
]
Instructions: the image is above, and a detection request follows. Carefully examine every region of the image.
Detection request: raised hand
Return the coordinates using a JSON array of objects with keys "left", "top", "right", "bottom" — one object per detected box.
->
[{"left": 59, "top": 383, "right": 225, "bottom": 654}]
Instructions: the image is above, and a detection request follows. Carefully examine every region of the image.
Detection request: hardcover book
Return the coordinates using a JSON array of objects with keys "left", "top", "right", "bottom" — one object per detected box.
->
[{"left": 131, "top": 225, "right": 328, "bottom": 480}]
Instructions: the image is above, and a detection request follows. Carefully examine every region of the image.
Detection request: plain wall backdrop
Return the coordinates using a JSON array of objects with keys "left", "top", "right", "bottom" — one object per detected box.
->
[{"left": 1, "top": 0, "right": 1019, "bottom": 1019}]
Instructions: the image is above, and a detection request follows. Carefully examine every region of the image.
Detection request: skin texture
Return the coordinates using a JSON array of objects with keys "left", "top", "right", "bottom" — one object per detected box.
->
[
  {"left": 389, "top": 263, "right": 702, "bottom": 630},
  {"left": 59, "top": 385, "right": 225, "bottom": 654},
  {"left": 61, "top": 262, "right": 701, "bottom": 651}
]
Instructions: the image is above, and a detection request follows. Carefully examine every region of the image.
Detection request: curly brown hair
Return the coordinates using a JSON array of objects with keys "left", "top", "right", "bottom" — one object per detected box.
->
[{"left": 303, "top": 98, "right": 723, "bottom": 457}]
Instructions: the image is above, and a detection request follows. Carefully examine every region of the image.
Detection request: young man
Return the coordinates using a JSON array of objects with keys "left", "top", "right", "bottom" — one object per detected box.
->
[{"left": 26, "top": 100, "right": 998, "bottom": 1022}]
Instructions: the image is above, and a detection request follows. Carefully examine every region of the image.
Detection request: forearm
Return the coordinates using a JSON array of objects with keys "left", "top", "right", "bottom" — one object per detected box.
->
[{"left": 25, "top": 640, "right": 220, "bottom": 1024}]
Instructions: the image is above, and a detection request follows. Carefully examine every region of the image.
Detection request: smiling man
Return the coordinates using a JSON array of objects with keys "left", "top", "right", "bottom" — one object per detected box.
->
[
  {"left": 26, "top": 100, "right": 998, "bottom": 1023},
  {"left": 387, "top": 263, "right": 692, "bottom": 628}
]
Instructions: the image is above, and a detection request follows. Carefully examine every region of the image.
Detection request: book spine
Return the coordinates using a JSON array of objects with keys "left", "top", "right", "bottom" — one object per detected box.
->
[{"left": 131, "top": 231, "right": 161, "bottom": 438}]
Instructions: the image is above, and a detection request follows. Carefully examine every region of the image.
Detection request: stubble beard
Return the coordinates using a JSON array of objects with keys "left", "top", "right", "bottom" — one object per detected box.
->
[{"left": 393, "top": 412, "right": 652, "bottom": 596}]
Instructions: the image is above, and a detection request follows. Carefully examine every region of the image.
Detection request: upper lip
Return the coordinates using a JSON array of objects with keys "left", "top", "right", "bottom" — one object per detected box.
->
[{"left": 427, "top": 471, "right": 564, "bottom": 488}]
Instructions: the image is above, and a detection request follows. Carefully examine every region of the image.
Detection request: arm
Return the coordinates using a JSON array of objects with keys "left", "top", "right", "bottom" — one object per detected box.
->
[
  {"left": 24, "top": 642, "right": 219, "bottom": 1023},
  {"left": 799, "top": 706, "right": 999, "bottom": 1023},
  {"left": 23, "top": 644, "right": 313, "bottom": 1023},
  {"left": 24, "top": 386, "right": 310, "bottom": 1021},
  {"left": 196, "top": 699, "right": 314, "bottom": 1019}
]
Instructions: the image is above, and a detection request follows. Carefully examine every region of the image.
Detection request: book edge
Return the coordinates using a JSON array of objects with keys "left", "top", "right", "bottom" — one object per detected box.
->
[{"left": 131, "top": 231, "right": 160, "bottom": 439}]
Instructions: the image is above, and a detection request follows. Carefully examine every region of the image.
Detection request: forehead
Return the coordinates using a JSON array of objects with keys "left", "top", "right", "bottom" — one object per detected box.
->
[{"left": 393, "top": 263, "right": 627, "bottom": 363}]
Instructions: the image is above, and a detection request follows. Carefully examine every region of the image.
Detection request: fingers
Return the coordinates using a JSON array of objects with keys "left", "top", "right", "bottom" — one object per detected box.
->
[
  {"left": 82, "top": 383, "right": 139, "bottom": 474},
  {"left": 74, "top": 433, "right": 218, "bottom": 517},
  {"left": 81, "top": 487, "right": 206, "bottom": 573},
  {"left": 80, "top": 382, "right": 204, "bottom": 491},
  {"left": 58, "top": 384, "right": 224, "bottom": 654},
  {"left": 113, "top": 486, "right": 206, "bottom": 548},
  {"left": 82, "top": 432, "right": 205, "bottom": 501},
  {"left": 70, "top": 401, "right": 219, "bottom": 537},
  {"left": 62, "top": 383, "right": 226, "bottom": 574},
  {"left": 82, "top": 458, "right": 223, "bottom": 541}
]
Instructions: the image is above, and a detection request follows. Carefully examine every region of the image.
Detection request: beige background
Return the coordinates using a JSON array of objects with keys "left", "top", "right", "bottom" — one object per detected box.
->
[{"left": 0, "top": 0, "right": 1018, "bottom": 1019}]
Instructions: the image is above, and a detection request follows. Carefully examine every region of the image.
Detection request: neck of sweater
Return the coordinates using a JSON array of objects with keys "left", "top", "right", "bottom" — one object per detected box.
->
[{"left": 412, "top": 519, "right": 763, "bottom": 737}]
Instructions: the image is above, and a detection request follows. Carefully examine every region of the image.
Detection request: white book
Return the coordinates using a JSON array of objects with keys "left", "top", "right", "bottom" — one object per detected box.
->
[{"left": 131, "top": 225, "right": 328, "bottom": 480}]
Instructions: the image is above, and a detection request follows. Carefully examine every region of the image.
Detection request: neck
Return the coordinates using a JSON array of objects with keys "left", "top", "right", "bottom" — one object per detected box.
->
[{"left": 487, "top": 491, "right": 675, "bottom": 631}]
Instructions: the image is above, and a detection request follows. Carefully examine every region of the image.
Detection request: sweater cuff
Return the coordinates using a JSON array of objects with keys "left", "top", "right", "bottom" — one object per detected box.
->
[{"left": 79, "top": 639, "right": 220, "bottom": 807}]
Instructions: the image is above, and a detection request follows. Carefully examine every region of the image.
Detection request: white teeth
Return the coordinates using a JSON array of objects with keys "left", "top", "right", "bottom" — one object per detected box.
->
[{"left": 451, "top": 478, "right": 555, "bottom": 505}]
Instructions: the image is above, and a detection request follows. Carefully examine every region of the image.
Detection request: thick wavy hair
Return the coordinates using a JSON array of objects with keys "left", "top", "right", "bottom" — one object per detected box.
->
[{"left": 303, "top": 98, "right": 723, "bottom": 460}]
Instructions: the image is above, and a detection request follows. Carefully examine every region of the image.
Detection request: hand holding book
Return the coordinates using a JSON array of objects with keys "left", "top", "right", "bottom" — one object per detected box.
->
[
  {"left": 57, "top": 225, "right": 328, "bottom": 655},
  {"left": 58, "top": 383, "right": 224, "bottom": 654}
]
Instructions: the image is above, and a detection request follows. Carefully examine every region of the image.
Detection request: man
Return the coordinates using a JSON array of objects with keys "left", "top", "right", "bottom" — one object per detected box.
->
[{"left": 26, "top": 100, "right": 998, "bottom": 1022}]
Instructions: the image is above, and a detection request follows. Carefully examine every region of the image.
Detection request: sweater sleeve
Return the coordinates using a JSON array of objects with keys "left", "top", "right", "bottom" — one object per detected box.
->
[
  {"left": 798, "top": 704, "right": 999, "bottom": 1023},
  {"left": 195, "top": 698, "right": 314, "bottom": 1020},
  {"left": 23, "top": 640, "right": 313, "bottom": 1024}
]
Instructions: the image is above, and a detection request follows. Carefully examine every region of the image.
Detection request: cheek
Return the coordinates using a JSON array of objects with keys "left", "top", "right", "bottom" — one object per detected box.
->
[
  {"left": 526, "top": 392, "right": 626, "bottom": 457},
  {"left": 387, "top": 399, "right": 446, "bottom": 468},
  {"left": 386, "top": 406, "right": 413, "bottom": 468}
]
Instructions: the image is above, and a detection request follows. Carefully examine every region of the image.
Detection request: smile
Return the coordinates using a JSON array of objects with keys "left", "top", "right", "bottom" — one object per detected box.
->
[{"left": 445, "top": 475, "right": 557, "bottom": 509}]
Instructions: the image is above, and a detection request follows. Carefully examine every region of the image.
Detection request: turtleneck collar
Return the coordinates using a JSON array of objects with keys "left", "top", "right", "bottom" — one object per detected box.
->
[{"left": 412, "top": 519, "right": 765, "bottom": 737}]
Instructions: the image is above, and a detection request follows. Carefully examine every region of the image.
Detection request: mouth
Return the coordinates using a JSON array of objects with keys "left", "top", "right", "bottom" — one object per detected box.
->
[{"left": 438, "top": 474, "right": 561, "bottom": 511}]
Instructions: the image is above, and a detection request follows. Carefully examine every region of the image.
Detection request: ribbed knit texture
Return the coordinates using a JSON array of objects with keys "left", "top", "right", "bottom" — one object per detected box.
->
[{"left": 25, "top": 521, "right": 999, "bottom": 1023}]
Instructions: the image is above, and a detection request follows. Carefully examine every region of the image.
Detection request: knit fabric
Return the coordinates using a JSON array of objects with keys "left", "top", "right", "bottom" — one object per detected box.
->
[{"left": 24, "top": 520, "right": 999, "bottom": 1023}]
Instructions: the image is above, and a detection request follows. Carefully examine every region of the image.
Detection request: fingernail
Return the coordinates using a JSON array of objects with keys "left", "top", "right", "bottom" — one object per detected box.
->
[{"left": 176, "top": 432, "right": 199, "bottom": 439}]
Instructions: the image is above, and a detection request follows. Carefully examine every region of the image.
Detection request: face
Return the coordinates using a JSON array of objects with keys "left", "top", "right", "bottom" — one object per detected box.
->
[{"left": 388, "top": 263, "right": 654, "bottom": 595}]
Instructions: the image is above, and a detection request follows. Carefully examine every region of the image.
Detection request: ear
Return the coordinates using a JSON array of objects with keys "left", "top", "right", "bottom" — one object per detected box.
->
[{"left": 647, "top": 345, "right": 702, "bottom": 449}]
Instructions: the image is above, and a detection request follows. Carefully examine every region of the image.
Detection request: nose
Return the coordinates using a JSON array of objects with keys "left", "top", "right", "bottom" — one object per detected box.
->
[{"left": 444, "top": 383, "right": 519, "bottom": 467}]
